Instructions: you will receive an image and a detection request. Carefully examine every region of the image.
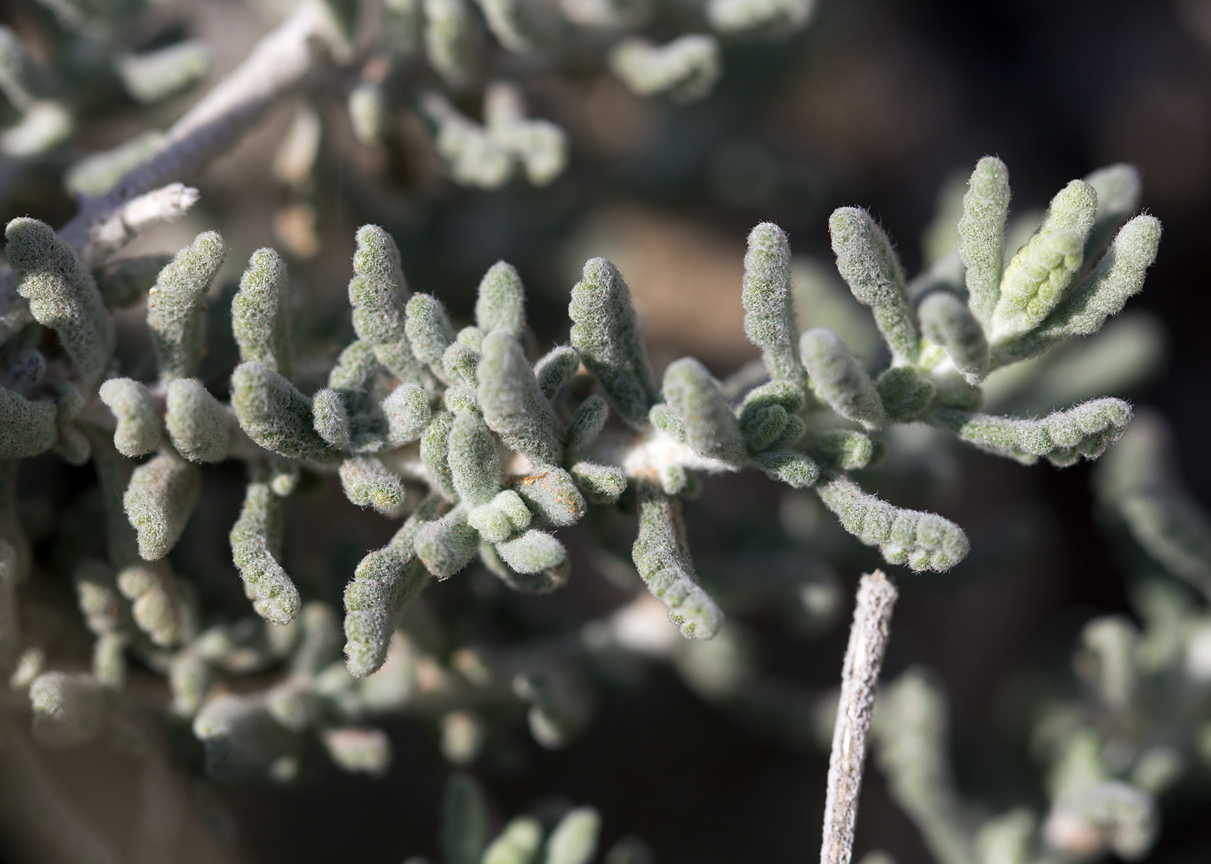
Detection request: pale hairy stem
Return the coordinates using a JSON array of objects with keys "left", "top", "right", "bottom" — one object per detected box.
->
[
  {"left": 821, "top": 570, "right": 898, "bottom": 864},
  {"left": 0, "top": 6, "right": 329, "bottom": 340}
]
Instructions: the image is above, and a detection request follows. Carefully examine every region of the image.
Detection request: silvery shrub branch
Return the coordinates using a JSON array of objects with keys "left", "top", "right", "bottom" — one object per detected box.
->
[{"left": 0, "top": 150, "right": 1164, "bottom": 795}]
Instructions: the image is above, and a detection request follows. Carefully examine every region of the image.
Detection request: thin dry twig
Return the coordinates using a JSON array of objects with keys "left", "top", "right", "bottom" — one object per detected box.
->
[{"left": 820, "top": 570, "right": 898, "bottom": 864}]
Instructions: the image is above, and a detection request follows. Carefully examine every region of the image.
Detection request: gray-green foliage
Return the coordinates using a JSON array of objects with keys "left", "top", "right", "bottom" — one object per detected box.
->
[
  {"left": 957, "top": 156, "right": 1010, "bottom": 325},
  {"left": 873, "top": 670, "right": 974, "bottom": 864},
  {"left": 6, "top": 218, "right": 114, "bottom": 388},
  {"left": 0, "top": 134, "right": 1175, "bottom": 864},
  {"left": 743, "top": 222, "right": 807, "bottom": 390},
  {"left": 569, "top": 257, "right": 657, "bottom": 428},
  {"left": 633, "top": 484, "right": 722, "bottom": 638},
  {"left": 344, "top": 496, "right": 443, "bottom": 677},
  {"left": 662, "top": 358, "right": 746, "bottom": 465},
  {"left": 232, "top": 362, "right": 343, "bottom": 464},
  {"left": 116, "top": 39, "right": 210, "bottom": 104},
  {"left": 165, "top": 378, "right": 231, "bottom": 462},
  {"left": 935, "top": 397, "right": 1132, "bottom": 467},
  {"left": 98, "top": 377, "right": 161, "bottom": 457},
  {"left": 943, "top": 160, "right": 1162, "bottom": 370},
  {"left": 479, "top": 331, "right": 565, "bottom": 466},
  {"left": 232, "top": 248, "right": 292, "bottom": 377},
  {"left": 609, "top": 35, "right": 721, "bottom": 102},
  {"left": 340, "top": 457, "right": 407, "bottom": 513},
  {"left": 349, "top": 225, "right": 421, "bottom": 380},
  {"left": 817, "top": 476, "right": 968, "bottom": 572},
  {"left": 800, "top": 328, "right": 884, "bottom": 429},
  {"left": 148, "top": 231, "right": 226, "bottom": 382},
  {"left": 828, "top": 208, "right": 919, "bottom": 364},
  {"left": 0, "top": 386, "right": 56, "bottom": 458},
  {"left": 230, "top": 477, "right": 300, "bottom": 625},
  {"left": 991, "top": 180, "right": 1097, "bottom": 340},
  {"left": 476, "top": 260, "right": 526, "bottom": 336},
  {"left": 123, "top": 451, "right": 201, "bottom": 561},
  {"left": 1095, "top": 413, "right": 1211, "bottom": 599}
]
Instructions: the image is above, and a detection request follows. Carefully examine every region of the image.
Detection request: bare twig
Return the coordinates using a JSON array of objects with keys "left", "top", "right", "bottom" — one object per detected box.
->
[{"left": 820, "top": 570, "right": 898, "bottom": 864}]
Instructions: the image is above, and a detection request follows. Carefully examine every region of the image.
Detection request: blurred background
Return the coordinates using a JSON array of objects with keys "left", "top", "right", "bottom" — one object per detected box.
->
[{"left": 5, "top": 0, "right": 1211, "bottom": 861}]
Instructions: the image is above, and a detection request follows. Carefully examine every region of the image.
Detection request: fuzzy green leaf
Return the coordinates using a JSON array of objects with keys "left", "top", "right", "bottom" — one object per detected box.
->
[
  {"left": 495, "top": 528, "right": 566, "bottom": 574},
  {"left": 5, "top": 218, "right": 114, "bottom": 387},
  {"left": 935, "top": 397, "right": 1132, "bottom": 467},
  {"left": 349, "top": 225, "right": 423, "bottom": 381},
  {"left": 479, "top": 331, "right": 565, "bottom": 466},
  {"left": 828, "top": 207, "right": 919, "bottom": 363},
  {"left": 98, "top": 377, "right": 162, "bottom": 457},
  {"left": 406, "top": 293, "right": 456, "bottom": 372},
  {"left": 443, "top": 341, "right": 480, "bottom": 388},
  {"left": 803, "top": 429, "right": 876, "bottom": 471},
  {"left": 231, "top": 477, "right": 300, "bottom": 625},
  {"left": 415, "top": 506, "right": 479, "bottom": 577},
  {"left": 476, "top": 260, "right": 526, "bottom": 336},
  {"left": 327, "top": 340, "right": 382, "bottom": 391},
  {"left": 231, "top": 362, "right": 343, "bottom": 463},
  {"left": 919, "top": 291, "right": 989, "bottom": 385},
  {"left": 662, "top": 357, "right": 746, "bottom": 466},
  {"left": 312, "top": 387, "right": 351, "bottom": 450},
  {"left": 384, "top": 383, "right": 432, "bottom": 445},
  {"left": 148, "top": 231, "right": 226, "bottom": 381},
  {"left": 800, "top": 328, "right": 885, "bottom": 429},
  {"left": 165, "top": 378, "right": 230, "bottom": 463},
  {"left": 566, "top": 394, "right": 608, "bottom": 461},
  {"left": 816, "top": 475, "right": 968, "bottom": 572},
  {"left": 957, "top": 156, "right": 1010, "bottom": 325},
  {"left": 422, "top": 412, "right": 459, "bottom": 500},
  {"left": 468, "top": 488, "right": 532, "bottom": 542},
  {"left": 875, "top": 366, "right": 936, "bottom": 423},
  {"left": 340, "top": 457, "right": 406, "bottom": 513},
  {"left": 750, "top": 449, "right": 818, "bottom": 488},
  {"left": 996, "top": 215, "right": 1163, "bottom": 369},
  {"left": 569, "top": 460, "right": 626, "bottom": 504},
  {"left": 344, "top": 496, "right": 443, "bottom": 677},
  {"left": 512, "top": 466, "right": 586, "bottom": 526},
  {"left": 124, "top": 451, "right": 200, "bottom": 561},
  {"left": 632, "top": 484, "right": 722, "bottom": 638},
  {"left": 534, "top": 345, "right": 581, "bottom": 401},
  {"left": 742, "top": 222, "right": 807, "bottom": 390},
  {"left": 449, "top": 412, "right": 502, "bottom": 507},
  {"left": 569, "top": 258, "right": 658, "bottom": 428},
  {"left": 232, "top": 248, "right": 292, "bottom": 377}
]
